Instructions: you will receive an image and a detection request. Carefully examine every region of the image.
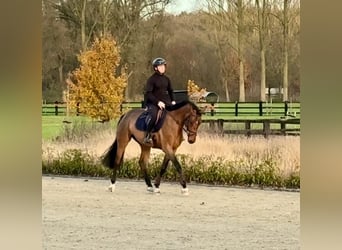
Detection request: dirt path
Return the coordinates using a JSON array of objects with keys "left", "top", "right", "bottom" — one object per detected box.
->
[{"left": 42, "top": 176, "right": 299, "bottom": 250}]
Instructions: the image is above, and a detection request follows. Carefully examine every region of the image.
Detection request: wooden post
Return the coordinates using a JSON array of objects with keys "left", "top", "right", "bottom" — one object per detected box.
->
[
  {"left": 209, "top": 120, "right": 215, "bottom": 131},
  {"left": 210, "top": 103, "right": 215, "bottom": 116},
  {"left": 263, "top": 121, "right": 270, "bottom": 138},
  {"left": 259, "top": 101, "right": 263, "bottom": 116},
  {"left": 235, "top": 101, "right": 238, "bottom": 116},
  {"left": 284, "top": 101, "right": 288, "bottom": 116},
  {"left": 218, "top": 119, "right": 224, "bottom": 135},
  {"left": 54, "top": 101, "right": 58, "bottom": 116},
  {"left": 245, "top": 121, "right": 251, "bottom": 137},
  {"left": 280, "top": 121, "right": 286, "bottom": 135},
  {"left": 76, "top": 102, "right": 80, "bottom": 116}
]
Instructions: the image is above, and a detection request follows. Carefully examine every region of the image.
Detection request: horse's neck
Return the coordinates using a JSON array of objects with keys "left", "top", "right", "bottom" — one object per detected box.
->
[{"left": 169, "top": 105, "right": 190, "bottom": 125}]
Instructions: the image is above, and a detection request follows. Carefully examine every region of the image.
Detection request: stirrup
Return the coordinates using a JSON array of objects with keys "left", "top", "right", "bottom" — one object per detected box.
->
[{"left": 143, "top": 133, "right": 152, "bottom": 144}]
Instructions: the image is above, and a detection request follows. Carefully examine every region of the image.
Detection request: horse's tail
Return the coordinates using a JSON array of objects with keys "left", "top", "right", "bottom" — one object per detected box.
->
[
  {"left": 101, "top": 114, "right": 126, "bottom": 169},
  {"left": 101, "top": 139, "right": 118, "bottom": 169}
]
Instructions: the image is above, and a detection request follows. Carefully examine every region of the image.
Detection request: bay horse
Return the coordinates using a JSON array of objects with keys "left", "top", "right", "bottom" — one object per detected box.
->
[{"left": 101, "top": 100, "right": 202, "bottom": 195}]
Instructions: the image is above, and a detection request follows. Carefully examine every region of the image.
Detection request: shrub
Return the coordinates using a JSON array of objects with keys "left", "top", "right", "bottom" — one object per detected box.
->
[{"left": 42, "top": 150, "right": 300, "bottom": 189}]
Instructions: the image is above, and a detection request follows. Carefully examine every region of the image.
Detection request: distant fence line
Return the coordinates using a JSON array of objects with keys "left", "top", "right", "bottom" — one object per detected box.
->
[
  {"left": 41, "top": 102, "right": 143, "bottom": 116},
  {"left": 42, "top": 101, "right": 300, "bottom": 118}
]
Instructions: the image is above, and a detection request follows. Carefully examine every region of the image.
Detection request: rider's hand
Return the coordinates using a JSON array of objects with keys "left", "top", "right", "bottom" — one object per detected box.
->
[
  {"left": 171, "top": 101, "right": 176, "bottom": 105},
  {"left": 157, "top": 101, "right": 165, "bottom": 109}
]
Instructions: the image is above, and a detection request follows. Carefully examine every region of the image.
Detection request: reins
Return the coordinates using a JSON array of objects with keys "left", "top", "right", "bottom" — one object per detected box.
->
[{"left": 165, "top": 109, "right": 198, "bottom": 137}]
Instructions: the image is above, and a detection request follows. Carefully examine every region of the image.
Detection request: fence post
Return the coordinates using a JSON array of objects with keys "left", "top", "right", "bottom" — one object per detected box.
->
[
  {"left": 263, "top": 121, "right": 270, "bottom": 139},
  {"left": 54, "top": 101, "right": 58, "bottom": 116},
  {"left": 259, "top": 101, "right": 263, "bottom": 116},
  {"left": 76, "top": 102, "right": 80, "bottom": 116},
  {"left": 210, "top": 103, "right": 215, "bottom": 116},
  {"left": 235, "top": 101, "right": 238, "bottom": 116},
  {"left": 284, "top": 101, "right": 288, "bottom": 116}
]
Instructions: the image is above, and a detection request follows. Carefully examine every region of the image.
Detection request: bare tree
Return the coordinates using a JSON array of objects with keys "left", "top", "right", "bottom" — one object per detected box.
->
[
  {"left": 52, "top": 0, "right": 97, "bottom": 50},
  {"left": 43, "top": 0, "right": 77, "bottom": 101},
  {"left": 271, "top": 0, "right": 300, "bottom": 101},
  {"left": 255, "top": 0, "right": 270, "bottom": 102},
  {"left": 109, "top": 0, "right": 170, "bottom": 99},
  {"left": 213, "top": 14, "right": 231, "bottom": 101},
  {"left": 43, "top": 1, "right": 300, "bottom": 102},
  {"left": 109, "top": 0, "right": 170, "bottom": 47},
  {"left": 236, "top": 0, "right": 246, "bottom": 102},
  {"left": 207, "top": 0, "right": 248, "bottom": 102}
]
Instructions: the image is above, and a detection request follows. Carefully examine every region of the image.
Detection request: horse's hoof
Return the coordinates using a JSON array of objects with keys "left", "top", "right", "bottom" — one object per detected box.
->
[
  {"left": 147, "top": 186, "right": 154, "bottom": 192},
  {"left": 154, "top": 188, "right": 161, "bottom": 194},
  {"left": 181, "top": 188, "right": 189, "bottom": 195},
  {"left": 108, "top": 184, "right": 115, "bottom": 192}
]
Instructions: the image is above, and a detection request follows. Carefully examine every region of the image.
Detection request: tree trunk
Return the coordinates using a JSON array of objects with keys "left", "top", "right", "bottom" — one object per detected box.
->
[
  {"left": 58, "top": 64, "right": 63, "bottom": 86},
  {"left": 238, "top": 59, "right": 245, "bottom": 101},
  {"left": 224, "top": 78, "right": 230, "bottom": 102},
  {"left": 282, "top": 0, "right": 289, "bottom": 101},
  {"left": 260, "top": 48, "right": 266, "bottom": 101},
  {"left": 81, "top": 0, "right": 87, "bottom": 50},
  {"left": 256, "top": 0, "right": 267, "bottom": 102},
  {"left": 237, "top": 0, "right": 245, "bottom": 102}
]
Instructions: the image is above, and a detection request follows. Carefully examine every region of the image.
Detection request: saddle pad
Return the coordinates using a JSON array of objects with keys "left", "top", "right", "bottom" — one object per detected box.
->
[{"left": 135, "top": 109, "right": 166, "bottom": 132}]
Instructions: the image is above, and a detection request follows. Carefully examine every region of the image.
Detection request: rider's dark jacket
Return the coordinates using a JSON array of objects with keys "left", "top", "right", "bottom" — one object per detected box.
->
[{"left": 144, "top": 72, "right": 175, "bottom": 106}]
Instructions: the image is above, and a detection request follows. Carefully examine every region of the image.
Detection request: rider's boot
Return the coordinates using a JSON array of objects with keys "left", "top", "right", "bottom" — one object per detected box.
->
[
  {"left": 143, "top": 131, "right": 153, "bottom": 144},
  {"left": 143, "top": 118, "right": 154, "bottom": 145}
]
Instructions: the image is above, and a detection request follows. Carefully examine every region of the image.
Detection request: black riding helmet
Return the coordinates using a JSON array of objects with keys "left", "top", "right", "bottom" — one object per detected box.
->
[{"left": 152, "top": 57, "right": 167, "bottom": 70}]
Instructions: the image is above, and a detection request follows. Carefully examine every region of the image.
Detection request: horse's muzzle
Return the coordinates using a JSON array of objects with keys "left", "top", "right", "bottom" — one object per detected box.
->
[{"left": 188, "top": 137, "right": 196, "bottom": 144}]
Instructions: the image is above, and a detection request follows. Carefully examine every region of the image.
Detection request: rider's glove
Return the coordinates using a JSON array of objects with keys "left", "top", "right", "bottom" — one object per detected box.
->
[{"left": 158, "top": 101, "right": 165, "bottom": 109}]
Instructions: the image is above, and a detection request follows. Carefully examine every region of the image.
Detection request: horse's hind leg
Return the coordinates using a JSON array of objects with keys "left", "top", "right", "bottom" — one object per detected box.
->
[
  {"left": 139, "top": 146, "right": 153, "bottom": 191},
  {"left": 169, "top": 154, "right": 189, "bottom": 195},
  {"left": 108, "top": 167, "right": 118, "bottom": 192},
  {"left": 154, "top": 155, "right": 170, "bottom": 191},
  {"left": 109, "top": 135, "right": 130, "bottom": 192}
]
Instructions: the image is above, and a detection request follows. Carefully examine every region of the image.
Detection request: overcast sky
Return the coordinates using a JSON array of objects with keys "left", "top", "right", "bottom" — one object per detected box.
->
[{"left": 165, "top": 0, "right": 206, "bottom": 14}]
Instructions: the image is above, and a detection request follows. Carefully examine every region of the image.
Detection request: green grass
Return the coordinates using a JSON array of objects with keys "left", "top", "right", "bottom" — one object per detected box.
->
[
  {"left": 42, "top": 116, "right": 67, "bottom": 140},
  {"left": 42, "top": 114, "right": 300, "bottom": 140},
  {"left": 42, "top": 115, "right": 118, "bottom": 140},
  {"left": 42, "top": 101, "right": 300, "bottom": 141}
]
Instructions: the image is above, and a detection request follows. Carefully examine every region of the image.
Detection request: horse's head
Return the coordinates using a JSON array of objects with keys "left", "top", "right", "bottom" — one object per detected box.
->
[{"left": 184, "top": 104, "right": 202, "bottom": 144}]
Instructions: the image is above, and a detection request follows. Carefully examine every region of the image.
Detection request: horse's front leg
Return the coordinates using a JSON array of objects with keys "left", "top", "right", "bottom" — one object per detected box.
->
[
  {"left": 168, "top": 153, "right": 189, "bottom": 195},
  {"left": 154, "top": 155, "right": 170, "bottom": 193},
  {"left": 139, "top": 146, "right": 153, "bottom": 192}
]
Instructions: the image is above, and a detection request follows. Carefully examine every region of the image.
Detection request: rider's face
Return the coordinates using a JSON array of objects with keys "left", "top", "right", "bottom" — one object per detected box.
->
[{"left": 156, "top": 64, "right": 166, "bottom": 74}]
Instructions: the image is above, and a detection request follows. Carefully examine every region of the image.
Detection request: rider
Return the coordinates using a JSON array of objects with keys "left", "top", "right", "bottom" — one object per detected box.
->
[{"left": 143, "top": 57, "right": 176, "bottom": 144}]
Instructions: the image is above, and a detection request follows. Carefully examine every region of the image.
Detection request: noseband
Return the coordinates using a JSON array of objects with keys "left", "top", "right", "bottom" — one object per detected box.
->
[
  {"left": 183, "top": 114, "right": 199, "bottom": 137},
  {"left": 166, "top": 106, "right": 200, "bottom": 138}
]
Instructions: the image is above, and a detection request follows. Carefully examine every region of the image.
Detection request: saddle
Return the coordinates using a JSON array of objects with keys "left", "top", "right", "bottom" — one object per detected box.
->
[{"left": 135, "top": 109, "right": 167, "bottom": 132}]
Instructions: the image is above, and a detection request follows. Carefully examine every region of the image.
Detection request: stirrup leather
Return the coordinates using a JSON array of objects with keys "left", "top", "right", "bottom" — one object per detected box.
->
[{"left": 143, "top": 132, "right": 152, "bottom": 144}]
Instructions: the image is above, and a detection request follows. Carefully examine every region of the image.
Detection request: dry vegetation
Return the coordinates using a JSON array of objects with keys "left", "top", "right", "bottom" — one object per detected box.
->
[{"left": 42, "top": 124, "right": 300, "bottom": 183}]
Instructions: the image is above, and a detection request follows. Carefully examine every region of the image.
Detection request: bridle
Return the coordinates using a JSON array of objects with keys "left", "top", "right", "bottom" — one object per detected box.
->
[
  {"left": 166, "top": 111, "right": 199, "bottom": 137},
  {"left": 183, "top": 114, "right": 199, "bottom": 137},
  {"left": 164, "top": 106, "right": 201, "bottom": 138}
]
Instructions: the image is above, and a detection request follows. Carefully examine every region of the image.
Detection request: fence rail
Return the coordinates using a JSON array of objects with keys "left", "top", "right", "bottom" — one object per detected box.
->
[
  {"left": 42, "top": 101, "right": 300, "bottom": 137},
  {"left": 198, "top": 101, "right": 300, "bottom": 118},
  {"left": 42, "top": 101, "right": 300, "bottom": 118},
  {"left": 202, "top": 118, "right": 300, "bottom": 138}
]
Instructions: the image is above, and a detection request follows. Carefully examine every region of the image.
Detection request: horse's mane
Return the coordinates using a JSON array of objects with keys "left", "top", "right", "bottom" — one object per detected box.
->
[{"left": 166, "top": 100, "right": 202, "bottom": 115}]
